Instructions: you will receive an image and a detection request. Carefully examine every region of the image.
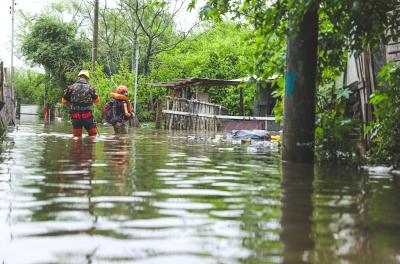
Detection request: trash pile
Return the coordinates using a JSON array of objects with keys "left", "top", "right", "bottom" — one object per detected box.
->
[
  {"left": 229, "top": 130, "right": 280, "bottom": 142},
  {"left": 185, "top": 130, "right": 282, "bottom": 153}
]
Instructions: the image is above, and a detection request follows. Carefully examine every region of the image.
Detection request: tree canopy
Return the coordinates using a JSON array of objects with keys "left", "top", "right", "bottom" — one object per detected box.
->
[{"left": 21, "top": 15, "right": 89, "bottom": 84}]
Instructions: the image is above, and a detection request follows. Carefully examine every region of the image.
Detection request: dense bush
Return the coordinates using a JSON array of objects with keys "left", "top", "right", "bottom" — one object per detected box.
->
[
  {"left": 14, "top": 69, "right": 46, "bottom": 105},
  {"left": 315, "top": 82, "right": 360, "bottom": 163},
  {"left": 367, "top": 62, "right": 400, "bottom": 167}
]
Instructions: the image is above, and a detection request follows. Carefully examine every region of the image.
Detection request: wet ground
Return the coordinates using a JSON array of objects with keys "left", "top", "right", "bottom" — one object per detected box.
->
[{"left": 1, "top": 106, "right": 400, "bottom": 263}]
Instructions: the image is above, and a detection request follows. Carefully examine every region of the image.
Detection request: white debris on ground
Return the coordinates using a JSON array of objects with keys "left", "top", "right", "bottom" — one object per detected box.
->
[
  {"left": 184, "top": 130, "right": 281, "bottom": 153},
  {"left": 360, "top": 165, "right": 394, "bottom": 174}
]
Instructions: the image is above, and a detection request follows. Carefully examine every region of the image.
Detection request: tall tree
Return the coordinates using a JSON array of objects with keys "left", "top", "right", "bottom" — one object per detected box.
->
[
  {"left": 282, "top": 1, "right": 319, "bottom": 163},
  {"left": 66, "top": 0, "right": 199, "bottom": 75},
  {"left": 20, "top": 15, "right": 90, "bottom": 87},
  {"left": 122, "top": 0, "right": 198, "bottom": 74}
]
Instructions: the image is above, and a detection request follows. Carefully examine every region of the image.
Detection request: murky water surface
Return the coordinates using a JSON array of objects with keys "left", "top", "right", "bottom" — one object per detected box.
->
[{"left": 1, "top": 106, "right": 400, "bottom": 263}]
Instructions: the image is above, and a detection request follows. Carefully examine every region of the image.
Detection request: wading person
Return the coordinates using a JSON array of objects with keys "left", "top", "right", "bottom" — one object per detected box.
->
[
  {"left": 105, "top": 86, "right": 133, "bottom": 134},
  {"left": 61, "top": 70, "right": 100, "bottom": 137}
]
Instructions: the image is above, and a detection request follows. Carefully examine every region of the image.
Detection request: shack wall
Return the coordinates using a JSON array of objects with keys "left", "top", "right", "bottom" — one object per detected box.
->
[{"left": 0, "top": 61, "right": 16, "bottom": 136}]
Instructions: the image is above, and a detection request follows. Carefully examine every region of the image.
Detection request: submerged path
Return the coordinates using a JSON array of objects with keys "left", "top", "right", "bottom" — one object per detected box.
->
[{"left": 1, "top": 105, "right": 400, "bottom": 263}]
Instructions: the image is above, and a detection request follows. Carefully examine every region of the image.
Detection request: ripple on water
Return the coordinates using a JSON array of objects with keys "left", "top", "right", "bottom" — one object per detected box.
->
[
  {"left": 52, "top": 196, "right": 145, "bottom": 204},
  {"left": 153, "top": 199, "right": 214, "bottom": 210},
  {"left": 157, "top": 188, "right": 237, "bottom": 197}
]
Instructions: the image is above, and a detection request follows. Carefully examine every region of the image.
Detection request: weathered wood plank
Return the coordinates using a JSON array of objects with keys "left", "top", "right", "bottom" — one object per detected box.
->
[
  {"left": 163, "top": 110, "right": 276, "bottom": 121},
  {"left": 387, "top": 43, "right": 400, "bottom": 54}
]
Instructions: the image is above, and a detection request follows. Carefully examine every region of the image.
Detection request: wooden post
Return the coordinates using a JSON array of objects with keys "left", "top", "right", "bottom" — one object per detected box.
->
[
  {"left": 170, "top": 97, "right": 177, "bottom": 130},
  {"left": 239, "top": 87, "right": 244, "bottom": 116},
  {"left": 155, "top": 99, "right": 163, "bottom": 129},
  {"left": 166, "top": 96, "right": 170, "bottom": 110},
  {"left": 282, "top": 2, "right": 319, "bottom": 164},
  {"left": 92, "top": 0, "right": 99, "bottom": 70}
]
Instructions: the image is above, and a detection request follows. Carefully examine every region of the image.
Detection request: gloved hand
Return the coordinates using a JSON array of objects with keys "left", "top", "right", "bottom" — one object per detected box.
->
[{"left": 124, "top": 111, "right": 135, "bottom": 120}]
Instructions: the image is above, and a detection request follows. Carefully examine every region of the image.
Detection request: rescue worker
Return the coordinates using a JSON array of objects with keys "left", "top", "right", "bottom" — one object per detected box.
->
[
  {"left": 110, "top": 86, "right": 133, "bottom": 134},
  {"left": 61, "top": 70, "right": 100, "bottom": 137}
]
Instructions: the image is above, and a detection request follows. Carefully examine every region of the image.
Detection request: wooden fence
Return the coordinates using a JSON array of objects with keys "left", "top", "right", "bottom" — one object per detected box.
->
[
  {"left": 164, "top": 96, "right": 227, "bottom": 130},
  {"left": 163, "top": 96, "right": 278, "bottom": 131}
]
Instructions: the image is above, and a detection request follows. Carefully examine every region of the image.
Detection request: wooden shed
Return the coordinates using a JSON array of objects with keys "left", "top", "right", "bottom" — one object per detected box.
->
[
  {"left": 337, "top": 37, "right": 400, "bottom": 150},
  {"left": 146, "top": 77, "right": 280, "bottom": 132}
]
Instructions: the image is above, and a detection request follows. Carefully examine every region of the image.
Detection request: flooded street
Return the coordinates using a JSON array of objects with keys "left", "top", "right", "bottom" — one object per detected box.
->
[{"left": 1, "top": 106, "right": 400, "bottom": 263}]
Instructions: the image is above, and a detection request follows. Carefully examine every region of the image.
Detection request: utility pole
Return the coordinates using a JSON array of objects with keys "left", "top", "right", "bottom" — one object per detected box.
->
[
  {"left": 9, "top": 0, "right": 16, "bottom": 125},
  {"left": 282, "top": 2, "right": 319, "bottom": 163},
  {"left": 133, "top": 39, "right": 139, "bottom": 115},
  {"left": 92, "top": 0, "right": 99, "bottom": 70},
  {"left": 10, "top": 0, "right": 15, "bottom": 92}
]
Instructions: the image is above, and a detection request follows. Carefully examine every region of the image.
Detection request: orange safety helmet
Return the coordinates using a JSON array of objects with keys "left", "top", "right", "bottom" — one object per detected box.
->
[{"left": 116, "top": 86, "right": 129, "bottom": 94}]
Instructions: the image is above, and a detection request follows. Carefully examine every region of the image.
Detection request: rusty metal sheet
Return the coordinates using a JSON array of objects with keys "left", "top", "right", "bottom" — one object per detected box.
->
[{"left": 221, "top": 120, "right": 264, "bottom": 131}]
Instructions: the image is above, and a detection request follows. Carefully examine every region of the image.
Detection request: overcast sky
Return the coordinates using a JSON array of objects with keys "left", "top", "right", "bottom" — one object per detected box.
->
[
  {"left": 0, "top": 0, "right": 201, "bottom": 68},
  {"left": 0, "top": 0, "right": 55, "bottom": 67}
]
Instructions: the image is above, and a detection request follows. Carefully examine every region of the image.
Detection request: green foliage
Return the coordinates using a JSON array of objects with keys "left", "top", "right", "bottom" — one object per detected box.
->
[
  {"left": 14, "top": 69, "right": 46, "bottom": 105},
  {"left": 315, "top": 111, "right": 359, "bottom": 163},
  {"left": 315, "top": 80, "right": 360, "bottom": 163},
  {"left": 271, "top": 77, "right": 285, "bottom": 122},
  {"left": 13, "top": 68, "right": 64, "bottom": 117},
  {"left": 193, "top": 0, "right": 400, "bottom": 54},
  {"left": 151, "top": 22, "right": 250, "bottom": 80},
  {"left": 209, "top": 85, "right": 255, "bottom": 116},
  {"left": 367, "top": 62, "right": 400, "bottom": 167},
  {"left": 151, "top": 22, "right": 254, "bottom": 114},
  {"left": 21, "top": 15, "right": 90, "bottom": 85},
  {"left": 19, "top": 13, "right": 90, "bottom": 114}
]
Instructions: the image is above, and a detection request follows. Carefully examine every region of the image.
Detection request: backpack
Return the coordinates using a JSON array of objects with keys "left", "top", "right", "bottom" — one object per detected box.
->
[
  {"left": 103, "top": 100, "right": 116, "bottom": 124},
  {"left": 68, "top": 82, "right": 94, "bottom": 112},
  {"left": 70, "top": 83, "right": 93, "bottom": 104}
]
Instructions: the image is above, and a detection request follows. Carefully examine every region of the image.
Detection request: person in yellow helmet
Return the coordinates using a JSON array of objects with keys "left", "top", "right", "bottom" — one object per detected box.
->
[{"left": 61, "top": 70, "right": 100, "bottom": 137}]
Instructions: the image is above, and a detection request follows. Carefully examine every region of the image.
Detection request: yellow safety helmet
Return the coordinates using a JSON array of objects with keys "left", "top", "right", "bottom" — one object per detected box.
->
[{"left": 78, "top": 70, "right": 90, "bottom": 79}]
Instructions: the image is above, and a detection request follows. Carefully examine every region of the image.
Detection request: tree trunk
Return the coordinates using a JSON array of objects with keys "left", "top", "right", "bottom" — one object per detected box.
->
[
  {"left": 280, "top": 162, "right": 314, "bottom": 263},
  {"left": 143, "top": 44, "right": 152, "bottom": 75},
  {"left": 282, "top": 2, "right": 319, "bottom": 163}
]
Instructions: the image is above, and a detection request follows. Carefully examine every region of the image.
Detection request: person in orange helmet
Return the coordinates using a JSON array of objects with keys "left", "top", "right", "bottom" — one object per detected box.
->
[
  {"left": 109, "top": 86, "right": 134, "bottom": 134},
  {"left": 61, "top": 70, "right": 100, "bottom": 137}
]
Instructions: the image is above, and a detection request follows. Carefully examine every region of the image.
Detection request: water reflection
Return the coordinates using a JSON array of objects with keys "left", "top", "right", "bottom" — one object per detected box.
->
[
  {"left": 1, "top": 120, "right": 400, "bottom": 263},
  {"left": 103, "top": 135, "right": 133, "bottom": 193},
  {"left": 71, "top": 138, "right": 98, "bottom": 227},
  {"left": 280, "top": 162, "right": 314, "bottom": 264}
]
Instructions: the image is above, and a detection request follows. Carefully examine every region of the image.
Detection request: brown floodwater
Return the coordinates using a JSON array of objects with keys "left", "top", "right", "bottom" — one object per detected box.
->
[{"left": 0, "top": 106, "right": 400, "bottom": 263}]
